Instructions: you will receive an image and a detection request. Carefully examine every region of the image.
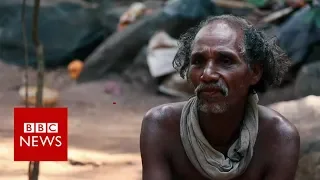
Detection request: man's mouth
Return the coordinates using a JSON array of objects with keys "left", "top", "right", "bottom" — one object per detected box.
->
[
  {"left": 199, "top": 89, "right": 223, "bottom": 98},
  {"left": 199, "top": 87, "right": 220, "bottom": 93},
  {"left": 195, "top": 80, "right": 229, "bottom": 97}
]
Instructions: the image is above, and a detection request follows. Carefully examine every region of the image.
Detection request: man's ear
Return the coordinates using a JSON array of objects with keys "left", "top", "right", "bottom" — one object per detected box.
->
[{"left": 249, "top": 64, "right": 263, "bottom": 85}]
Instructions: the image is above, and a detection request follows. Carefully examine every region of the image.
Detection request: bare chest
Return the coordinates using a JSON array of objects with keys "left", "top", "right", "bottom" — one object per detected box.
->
[{"left": 168, "top": 137, "right": 265, "bottom": 180}]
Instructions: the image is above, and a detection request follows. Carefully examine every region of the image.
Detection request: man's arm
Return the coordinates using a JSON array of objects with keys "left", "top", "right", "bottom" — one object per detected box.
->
[
  {"left": 140, "top": 107, "right": 172, "bottom": 180},
  {"left": 264, "top": 117, "right": 300, "bottom": 180}
]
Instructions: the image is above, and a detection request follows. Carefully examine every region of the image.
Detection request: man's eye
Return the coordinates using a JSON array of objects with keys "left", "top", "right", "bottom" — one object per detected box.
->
[
  {"left": 192, "top": 58, "right": 203, "bottom": 65},
  {"left": 221, "top": 58, "right": 232, "bottom": 65},
  {"left": 191, "top": 54, "right": 205, "bottom": 65},
  {"left": 194, "top": 59, "right": 200, "bottom": 64}
]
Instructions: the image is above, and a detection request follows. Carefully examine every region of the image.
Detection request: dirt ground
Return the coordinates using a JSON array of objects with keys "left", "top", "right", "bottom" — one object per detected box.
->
[{"left": 0, "top": 60, "right": 183, "bottom": 179}]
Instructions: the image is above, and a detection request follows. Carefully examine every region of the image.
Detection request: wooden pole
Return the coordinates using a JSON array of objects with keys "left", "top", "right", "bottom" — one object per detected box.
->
[{"left": 27, "top": 0, "right": 44, "bottom": 179}]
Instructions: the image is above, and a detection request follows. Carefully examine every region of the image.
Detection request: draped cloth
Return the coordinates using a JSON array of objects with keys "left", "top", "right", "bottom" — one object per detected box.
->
[{"left": 180, "top": 94, "right": 259, "bottom": 180}]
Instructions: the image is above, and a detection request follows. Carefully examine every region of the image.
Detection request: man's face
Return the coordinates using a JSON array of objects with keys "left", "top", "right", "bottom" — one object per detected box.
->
[{"left": 188, "top": 21, "right": 257, "bottom": 113}]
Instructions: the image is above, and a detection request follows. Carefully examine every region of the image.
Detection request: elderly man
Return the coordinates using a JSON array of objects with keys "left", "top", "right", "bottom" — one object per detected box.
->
[{"left": 140, "top": 15, "right": 300, "bottom": 180}]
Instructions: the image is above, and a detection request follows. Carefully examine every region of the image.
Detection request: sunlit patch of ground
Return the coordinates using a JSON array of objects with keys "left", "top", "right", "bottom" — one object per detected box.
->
[{"left": 0, "top": 138, "right": 142, "bottom": 180}]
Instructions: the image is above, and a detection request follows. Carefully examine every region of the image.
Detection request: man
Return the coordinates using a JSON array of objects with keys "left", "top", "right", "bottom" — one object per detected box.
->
[{"left": 140, "top": 15, "right": 300, "bottom": 180}]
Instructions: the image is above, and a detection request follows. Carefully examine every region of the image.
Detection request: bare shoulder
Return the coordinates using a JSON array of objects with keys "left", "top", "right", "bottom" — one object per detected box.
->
[
  {"left": 140, "top": 101, "right": 186, "bottom": 158},
  {"left": 141, "top": 101, "right": 186, "bottom": 133},
  {"left": 257, "top": 105, "right": 300, "bottom": 177},
  {"left": 258, "top": 105, "right": 300, "bottom": 143},
  {"left": 140, "top": 101, "right": 186, "bottom": 147}
]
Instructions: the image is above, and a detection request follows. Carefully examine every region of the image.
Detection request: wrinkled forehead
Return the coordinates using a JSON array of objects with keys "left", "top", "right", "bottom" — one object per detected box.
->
[{"left": 192, "top": 21, "right": 244, "bottom": 53}]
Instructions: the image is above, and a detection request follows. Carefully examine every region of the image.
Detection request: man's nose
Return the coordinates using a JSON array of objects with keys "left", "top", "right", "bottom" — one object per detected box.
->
[{"left": 200, "top": 62, "right": 220, "bottom": 83}]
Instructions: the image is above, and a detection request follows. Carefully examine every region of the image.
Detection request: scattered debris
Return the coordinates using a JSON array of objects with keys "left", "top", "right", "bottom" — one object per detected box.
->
[
  {"left": 145, "top": 31, "right": 193, "bottom": 98},
  {"left": 78, "top": 10, "right": 171, "bottom": 82},
  {"left": 118, "top": 2, "right": 149, "bottom": 31},
  {"left": 68, "top": 158, "right": 135, "bottom": 167},
  {"left": 104, "top": 80, "right": 122, "bottom": 96},
  {"left": 158, "top": 73, "right": 194, "bottom": 98},
  {"left": 68, "top": 159, "right": 101, "bottom": 167},
  {"left": 147, "top": 31, "right": 178, "bottom": 78},
  {"left": 68, "top": 60, "right": 84, "bottom": 80},
  {"left": 18, "top": 86, "right": 59, "bottom": 107},
  {"left": 148, "top": 31, "right": 178, "bottom": 50}
]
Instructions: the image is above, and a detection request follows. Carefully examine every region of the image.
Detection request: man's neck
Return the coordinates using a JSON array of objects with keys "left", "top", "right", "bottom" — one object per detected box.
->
[{"left": 198, "top": 99, "right": 247, "bottom": 151}]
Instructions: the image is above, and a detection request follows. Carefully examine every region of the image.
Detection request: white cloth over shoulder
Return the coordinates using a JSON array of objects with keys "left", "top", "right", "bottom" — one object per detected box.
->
[{"left": 180, "top": 94, "right": 259, "bottom": 180}]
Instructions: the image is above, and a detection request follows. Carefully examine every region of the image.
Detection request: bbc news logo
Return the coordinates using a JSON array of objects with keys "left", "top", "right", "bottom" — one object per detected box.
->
[
  {"left": 20, "top": 123, "right": 62, "bottom": 147},
  {"left": 24, "top": 123, "right": 59, "bottom": 133},
  {"left": 14, "top": 108, "right": 68, "bottom": 161}
]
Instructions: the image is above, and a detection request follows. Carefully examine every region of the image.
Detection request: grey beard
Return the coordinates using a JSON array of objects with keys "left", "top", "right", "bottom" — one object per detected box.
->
[
  {"left": 197, "top": 99, "right": 229, "bottom": 113},
  {"left": 194, "top": 79, "right": 229, "bottom": 113}
]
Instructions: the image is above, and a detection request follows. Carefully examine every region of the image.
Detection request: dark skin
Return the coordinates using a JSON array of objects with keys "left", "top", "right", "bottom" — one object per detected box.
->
[{"left": 140, "top": 21, "right": 300, "bottom": 180}]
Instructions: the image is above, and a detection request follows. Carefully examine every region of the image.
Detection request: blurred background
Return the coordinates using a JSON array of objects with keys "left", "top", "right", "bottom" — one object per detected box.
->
[{"left": 0, "top": 0, "right": 319, "bottom": 179}]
